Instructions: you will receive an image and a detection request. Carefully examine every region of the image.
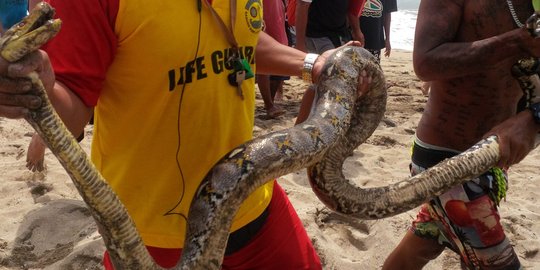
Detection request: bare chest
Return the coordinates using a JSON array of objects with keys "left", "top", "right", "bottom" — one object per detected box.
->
[{"left": 459, "top": 0, "right": 533, "bottom": 40}]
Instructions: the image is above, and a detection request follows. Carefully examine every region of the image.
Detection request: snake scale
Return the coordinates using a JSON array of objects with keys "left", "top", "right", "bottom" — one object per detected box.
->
[{"left": 1, "top": 2, "right": 531, "bottom": 270}]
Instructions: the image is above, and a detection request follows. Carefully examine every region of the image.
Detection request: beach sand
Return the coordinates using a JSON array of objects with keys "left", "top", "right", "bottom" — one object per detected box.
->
[{"left": 1, "top": 50, "right": 540, "bottom": 269}]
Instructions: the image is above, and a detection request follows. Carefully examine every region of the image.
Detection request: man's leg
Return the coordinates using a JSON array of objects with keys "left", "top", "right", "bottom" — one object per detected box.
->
[
  {"left": 270, "top": 76, "right": 286, "bottom": 102},
  {"left": 257, "top": 74, "right": 284, "bottom": 118},
  {"left": 383, "top": 230, "right": 445, "bottom": 270}
]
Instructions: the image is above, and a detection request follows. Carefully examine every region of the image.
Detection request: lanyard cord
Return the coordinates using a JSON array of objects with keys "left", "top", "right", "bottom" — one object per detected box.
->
[{"left": 202, "top": 0, "right": 239, "bottom": 52}]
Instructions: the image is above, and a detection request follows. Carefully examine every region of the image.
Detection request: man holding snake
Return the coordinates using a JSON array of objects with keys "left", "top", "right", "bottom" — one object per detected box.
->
[{"left": 384, "top": 0, "right": 540, "bottom": 269}]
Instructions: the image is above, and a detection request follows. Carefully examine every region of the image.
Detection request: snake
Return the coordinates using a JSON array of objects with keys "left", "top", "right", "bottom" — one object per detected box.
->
[{"left": 2, "top": 2, "right": 536, "bottom": 270}]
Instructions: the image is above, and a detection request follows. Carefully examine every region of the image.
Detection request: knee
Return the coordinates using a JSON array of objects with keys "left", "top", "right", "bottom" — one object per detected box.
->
[
  {"left": 416, "top": 243, "right": 445, "bottom": 261},
  {"left": 383, "top": 232, "right": 444, "bottom": 270}
]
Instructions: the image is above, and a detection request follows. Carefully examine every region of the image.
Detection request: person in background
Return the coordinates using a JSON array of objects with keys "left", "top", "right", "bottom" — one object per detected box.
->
[
  {"left": 274, "top": 0, "right": 296, "bottom": 102},
  {"left": 358, "top": 0, "right": 397, "bottom": 63},
  {"left": 292, "top": 0, "right": 364, "bottom": 54},
  {"left": 383, "top": 0, "right": 540, "bottom": 269},
  {"left": 0, "top": 0, "right": 370, "bottom": 268},
  {"left": 283, "top": 0, "right": 296, "bottom": 48},
  {"left": 257, "top": 0, "right": 288, "bottom": 119},
  {"left": 291, "top": 0, "right": 365, "bottom": 124}
]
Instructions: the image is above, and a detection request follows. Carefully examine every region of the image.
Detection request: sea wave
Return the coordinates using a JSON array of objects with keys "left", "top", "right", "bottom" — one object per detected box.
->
[{"left": 391, "top": 9, "right": 417, "bottom": 52}]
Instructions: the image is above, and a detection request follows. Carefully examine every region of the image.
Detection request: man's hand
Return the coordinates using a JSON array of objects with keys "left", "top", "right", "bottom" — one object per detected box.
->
[
  {"left": 485, "top": 110, "right": 539, "bottom": 169},
  {"left": 295, "top": 41, "right": 372, "bottom": 125},
  {"left": 516, "top": 27, "right": 540, "bottom": 58},
  {"left": 0, "top": 50, "right": 54, "bottom": 118},
  {"left": 384, "top": 40, "right": 391, "bottom": 57},
  {"left": 311, "top": 41, "right": 370, "bottom": 98}
]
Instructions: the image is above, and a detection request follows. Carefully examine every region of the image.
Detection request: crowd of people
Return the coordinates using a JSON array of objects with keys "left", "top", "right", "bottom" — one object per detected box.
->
[{"left": 2, "top": 0, "right": 540, "bottom": 269}]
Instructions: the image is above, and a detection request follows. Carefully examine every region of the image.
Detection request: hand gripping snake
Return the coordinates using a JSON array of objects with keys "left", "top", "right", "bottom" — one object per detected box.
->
[{"left": 2, "top": 3, "right": 536, "bottom": 269}]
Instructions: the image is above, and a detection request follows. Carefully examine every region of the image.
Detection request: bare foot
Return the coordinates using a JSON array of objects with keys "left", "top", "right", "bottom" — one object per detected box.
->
[
  {"left": 266, "top": 106, "right": 286, "bottom": 119},
  {"left": 26, "top": 134, "right": 46, "bottom": 172}
]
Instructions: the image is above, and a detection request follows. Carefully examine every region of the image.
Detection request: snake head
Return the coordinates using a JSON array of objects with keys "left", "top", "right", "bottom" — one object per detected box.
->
[{"left": 0, "top": 2, "right": 61, "bottom": 62}]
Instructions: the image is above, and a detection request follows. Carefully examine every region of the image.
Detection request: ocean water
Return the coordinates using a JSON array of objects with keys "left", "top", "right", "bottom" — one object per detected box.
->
[
  {"left": 391, "top": 0, "right": 420, "bottom": 51},
  {"left": 398, "top": 0, "right": 420, "bottom": 10}
]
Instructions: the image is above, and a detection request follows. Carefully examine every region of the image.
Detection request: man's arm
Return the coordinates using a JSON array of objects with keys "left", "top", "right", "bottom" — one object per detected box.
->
[
  {"left": 295, "top": 0, "right": 311, "bottom": 52},
  {"left": 383, "top": 12, "right": 392, "bottom": 57},
  {"left": 348, "top": 0, "right": 365, "bottom": 45},
  {"left": 413, "top": 0, "right": 540, "bottom": 82},
  {"left": 48, "top": 81, "right": 94, "bottom": 137},
  {"left": 256, "top": 32, "right": 369, "bottom": 125},
  {"left": 256, "top": 32, "right": 305, "bottom": 78},
  {"left": 348, "top": 12, "right": 364, "bottom": 45},
  {"left": 256, "top": 32, "right": 361, "bottom": 82}
]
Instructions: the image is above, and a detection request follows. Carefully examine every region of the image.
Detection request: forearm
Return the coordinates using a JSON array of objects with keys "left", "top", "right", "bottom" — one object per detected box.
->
[
  {"left": 412, "top": 0, "right": 540, "bottom": 82},
  {"left": 413, "top": 28, "right": 532, "bottom": 81},
  {"left": 348, "top": 13, "right": 360, "bottom": 32},
  {"left": 384, "top": 14, "right": 391, "bottom": 44},
  {"left": 256, "top": 32, "right": 305, "bottom": 77},
  {"left": 348, "top": 13, "right": 362, "bottom": 43},
  {"left": 47, "top": 81, "right": 94, "bottom": 138}
]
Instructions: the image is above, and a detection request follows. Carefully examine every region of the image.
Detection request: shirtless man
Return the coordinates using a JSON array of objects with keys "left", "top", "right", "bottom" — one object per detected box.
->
[{"left": 383, "top": 0, "right": 540, "bottom": 269}]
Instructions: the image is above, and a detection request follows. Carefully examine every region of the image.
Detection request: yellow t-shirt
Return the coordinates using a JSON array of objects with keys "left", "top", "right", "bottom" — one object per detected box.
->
[{"left": 91, "top": 0, "right": 273, "bottom": 248}]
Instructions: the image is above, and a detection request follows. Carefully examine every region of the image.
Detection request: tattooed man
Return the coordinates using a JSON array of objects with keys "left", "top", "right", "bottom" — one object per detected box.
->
[{"left": 384, "top": 0, "right": 540, "bottom": 269}]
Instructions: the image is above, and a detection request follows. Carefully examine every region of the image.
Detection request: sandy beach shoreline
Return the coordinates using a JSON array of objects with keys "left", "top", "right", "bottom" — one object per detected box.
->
[{"left": 1, "top": 50, "right": 540, "bottom": 269}]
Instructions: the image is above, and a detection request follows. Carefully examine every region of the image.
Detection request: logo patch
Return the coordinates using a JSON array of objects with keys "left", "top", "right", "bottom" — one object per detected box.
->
[
  {"left": 363, "top": 0, "right": 383, "bottom": 18},
  {"left": 244, "top": 0, "right": 262, "bottom": 33}
]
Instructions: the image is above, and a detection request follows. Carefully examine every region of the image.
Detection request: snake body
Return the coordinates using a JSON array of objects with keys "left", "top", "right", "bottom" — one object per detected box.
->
[
  {"left": 179, "top": 46, "right": 386, "bottom": 268},
  {"left": 1, "top": 2, "right": 529, "bottom": 270}
]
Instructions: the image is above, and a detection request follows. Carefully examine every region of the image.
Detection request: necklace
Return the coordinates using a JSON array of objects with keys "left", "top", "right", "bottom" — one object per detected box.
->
[{"left": 506, "top": 0, "right": 524, "bottom": 27}]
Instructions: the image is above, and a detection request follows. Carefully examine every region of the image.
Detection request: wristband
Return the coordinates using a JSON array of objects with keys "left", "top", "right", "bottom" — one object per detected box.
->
[{"left": 302, "top": 53, "right": 319, "bottom": 84}]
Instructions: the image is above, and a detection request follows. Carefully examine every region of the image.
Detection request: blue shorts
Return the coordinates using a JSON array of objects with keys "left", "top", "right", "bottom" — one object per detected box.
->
[{"left": 409, "top": 138, "right": 521, "bottom": 269}]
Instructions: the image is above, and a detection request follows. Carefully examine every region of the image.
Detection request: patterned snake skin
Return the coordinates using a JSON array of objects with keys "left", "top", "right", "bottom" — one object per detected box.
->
[{"left": 3, "top": 2, "right": 537, "bottom": 270}]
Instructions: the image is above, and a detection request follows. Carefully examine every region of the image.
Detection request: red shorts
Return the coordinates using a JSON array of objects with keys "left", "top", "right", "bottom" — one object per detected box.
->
[{"left": 103, "top": 182, "right": 322, "bottom": 269}]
